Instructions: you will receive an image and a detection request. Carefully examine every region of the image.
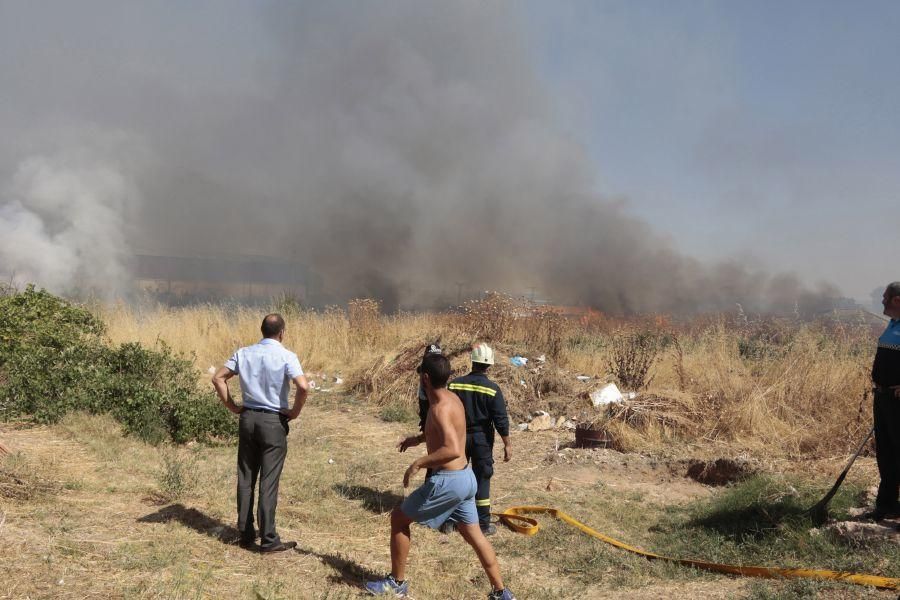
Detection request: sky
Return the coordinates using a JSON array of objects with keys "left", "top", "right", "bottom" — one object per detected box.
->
[
  {"left": 524, "top": 0, "right": 900, "bottom": 302},
  {"left": 0, "top": 1, "right": 896, "bottom": 310}
]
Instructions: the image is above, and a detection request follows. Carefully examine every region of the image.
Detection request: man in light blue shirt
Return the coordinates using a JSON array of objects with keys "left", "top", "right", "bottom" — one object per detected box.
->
[{"left": 212, "top": 313, "right": 309, "bottom": 552}]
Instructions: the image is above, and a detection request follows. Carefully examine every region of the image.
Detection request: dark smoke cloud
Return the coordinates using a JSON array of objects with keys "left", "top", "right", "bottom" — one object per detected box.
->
[{"left": 0, "top": 1, "right": 838, "bottom": 313}]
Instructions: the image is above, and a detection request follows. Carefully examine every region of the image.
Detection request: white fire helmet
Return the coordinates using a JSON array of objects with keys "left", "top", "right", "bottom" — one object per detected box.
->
[{"left": 470, "top": 343, "right": 495, "bottom": 366}]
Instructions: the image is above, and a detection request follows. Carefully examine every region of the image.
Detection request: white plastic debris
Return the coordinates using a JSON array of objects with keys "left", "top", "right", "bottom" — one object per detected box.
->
[
  {"left": 576, "top": 375, "right": 590, "bottom": 382},
  {"left": 528, "top": 414, "right": 554, "bottom": 431},
  {"left": 536, "top": 354, "right": 546, "bottom": 363},
  {"left": 207, "top": 366, "right": 216, "bottom": 375},
  {"left": 625, "top": 391, "right": 638, "bottom": 400},
  {"left": 334, "top": 377, "right": 344, "bottom": 385},
  {"left": 510, "top": 356, "right": 528, "bottom": 367},
  {"left": 590, "top": 383, "right": 624, "bottom": 407},
  {"left": 517, "top": 423, "right": 529, "bottom": 431},
  {"left": 327, "top": 458, "right": 335, "bottom": 464}
]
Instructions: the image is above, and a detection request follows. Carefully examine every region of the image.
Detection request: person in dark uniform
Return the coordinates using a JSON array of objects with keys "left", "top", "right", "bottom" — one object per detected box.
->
[
  {"left": 870, "top": 282, "right": 900, "bottom": 520},
  {"left": 448, "top": 343, "right": 511, "bottom": 535}
]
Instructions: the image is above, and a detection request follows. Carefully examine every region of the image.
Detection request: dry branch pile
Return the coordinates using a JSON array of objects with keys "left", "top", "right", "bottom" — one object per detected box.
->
[{"left": 348, "top": 336, "right": 602, "bottom": 422}]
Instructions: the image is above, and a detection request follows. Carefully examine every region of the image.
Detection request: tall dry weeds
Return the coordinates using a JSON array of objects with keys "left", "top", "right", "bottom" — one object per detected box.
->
[{"left": 100, "top": 302, "right": 878, "bottom": 459}]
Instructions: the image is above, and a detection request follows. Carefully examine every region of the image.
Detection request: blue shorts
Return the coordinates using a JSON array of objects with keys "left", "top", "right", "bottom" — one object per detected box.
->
[{"left": 400, "top": 467, "right": 478, "bottom": 529}]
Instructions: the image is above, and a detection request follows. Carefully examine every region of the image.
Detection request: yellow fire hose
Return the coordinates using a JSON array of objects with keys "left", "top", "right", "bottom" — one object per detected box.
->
[{"left": 494, "top": 506, "right": 900, "bottom": 590}]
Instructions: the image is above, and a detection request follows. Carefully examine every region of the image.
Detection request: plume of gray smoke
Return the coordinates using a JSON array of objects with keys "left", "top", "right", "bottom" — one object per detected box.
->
[
  {"left": 0, "top": 154, "right": 138, "bottom": 297},
  {"left": 0, "top": 1, "right": 837, "bottom": 313}
]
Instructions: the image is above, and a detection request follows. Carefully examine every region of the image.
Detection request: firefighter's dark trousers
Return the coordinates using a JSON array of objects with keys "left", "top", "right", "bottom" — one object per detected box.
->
[
  {"left": 466, "top": 430, "right": 494, "bottom": 528},
  {"left": 874, "top": 388, "right": 900, "bottom": 511},
  {"left": 237, "top": 409, "right": 289, "bottom": 549}
]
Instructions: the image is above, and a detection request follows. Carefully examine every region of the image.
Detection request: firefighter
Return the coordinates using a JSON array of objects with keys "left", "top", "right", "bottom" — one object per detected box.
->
[{"left": 448, "top": 343, "right": 511, "bottom": 535}]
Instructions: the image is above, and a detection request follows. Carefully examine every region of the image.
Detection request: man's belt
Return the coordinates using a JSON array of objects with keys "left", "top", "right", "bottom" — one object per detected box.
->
[{"left": 243, "top": 406, "right": 284, "bottom": 415}]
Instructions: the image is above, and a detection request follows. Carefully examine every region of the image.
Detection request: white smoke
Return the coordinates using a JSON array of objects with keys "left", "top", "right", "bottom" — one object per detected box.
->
[{"left": 0, "top": 155, "right": 138, "bottom": 297}]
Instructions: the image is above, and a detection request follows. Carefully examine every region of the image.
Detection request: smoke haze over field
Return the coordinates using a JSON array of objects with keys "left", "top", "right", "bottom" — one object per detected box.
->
[{"left": 0, "top": 1, "right": 852, "bottom": 313}]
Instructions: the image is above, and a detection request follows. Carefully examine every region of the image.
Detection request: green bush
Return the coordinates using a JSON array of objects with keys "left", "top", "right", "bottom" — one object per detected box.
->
[
  {"left": 379, "top": 402, "right": 416, "bottom": 423},
  {"left": 156, "top": 447, "right": 199, "bottom": 500},
  {"left": 0, "top": 285, "right": 235, "bottom": 444}
]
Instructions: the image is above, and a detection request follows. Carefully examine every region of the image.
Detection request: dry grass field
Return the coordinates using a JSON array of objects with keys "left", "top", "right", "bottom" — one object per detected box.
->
[
  {"left": 101, "top": 297, "right": 878, "bottom": 458},
  {"left": 3, "top": 297, "right": 899, "bottom": 599}
]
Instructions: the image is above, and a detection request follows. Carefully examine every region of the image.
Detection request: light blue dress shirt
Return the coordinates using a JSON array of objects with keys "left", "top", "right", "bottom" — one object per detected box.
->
[{"left": 224, "top": 338, "right": 304, "bottom": 412}]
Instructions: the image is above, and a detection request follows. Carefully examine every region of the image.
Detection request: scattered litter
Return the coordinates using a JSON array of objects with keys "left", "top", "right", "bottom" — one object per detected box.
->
[
  {"left": 590, "top": 383, "right": 624, "bottom": 407},
  {"left": 625, "top": 391, "right": 638, "bottom": 400},
  {"left": 528, "top": 413, "right": 555, "bottom": 432},
  {"left": 510, "top": 356, "right": 528, "bottom": 367},
  {"left": 334, "top": 377, "right": 344, "bottom": 385},
  {"left": 535, "top": 355, "right": 546, "bottom": 363},
  {"left": 517, "top": 423, "right": 529, "bottom": 431},
  {"left": 563, "top": 420, "right": 577, "bottom": 430},
  {"left": 327, "top": 458, "right": 335, "bottom": 465},
  {"left": 520, "top": 380, "right": 527, "bottom": 387},
  {"left": 207, "top": 366, "right": 216, "bottom": 375},
  {"left": 576, "top": 375, "right": 591, "bottom": 382},
  {"left": 309, "top": 380, "right": 318, "bottom": 389}
]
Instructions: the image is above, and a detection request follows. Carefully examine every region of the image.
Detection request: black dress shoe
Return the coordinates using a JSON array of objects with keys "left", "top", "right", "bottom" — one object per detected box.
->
[
  {"left": 259, "top": 541, "right": 297, "bottom": 553},
  {"left": 238, "top": 539, "right": 257, "bottom": 550}
]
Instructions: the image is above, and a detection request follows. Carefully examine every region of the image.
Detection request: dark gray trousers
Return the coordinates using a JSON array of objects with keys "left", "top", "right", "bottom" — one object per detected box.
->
[
  {"left": 874, "top": 388, "right": 900, "bottom": 511},
  {"left": 466, "top": 430, "right": 495, "bottom": 527},
  {"left": 237, "top": 409, "right": 289, "bottom": 548}
]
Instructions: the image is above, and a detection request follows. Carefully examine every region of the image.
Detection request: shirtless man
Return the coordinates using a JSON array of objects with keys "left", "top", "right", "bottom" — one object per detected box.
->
[{"left": 366, "top": 353, "right": 516, "bottom": 600}]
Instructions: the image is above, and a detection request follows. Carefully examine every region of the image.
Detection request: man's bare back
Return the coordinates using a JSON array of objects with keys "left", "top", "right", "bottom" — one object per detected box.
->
[{"left": 423, "top": 388, "right": 468, "bottom": 472}]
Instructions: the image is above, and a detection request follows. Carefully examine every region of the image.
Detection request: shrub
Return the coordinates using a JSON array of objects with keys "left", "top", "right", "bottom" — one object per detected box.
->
[
  {"left": 461, "top": 292, "right": 520, "bottom": 342},
  {"left": 348, "top": 298, "right": 381, "bottom": 347},
  {"left": 379, "top": 402, "right": 416, "bottom": 423},
  {"left": 605, "top": 330, "right": 660, "bottom": 390},
  {"left": 0, "top": 286, "right": 235, "bottom": 444},
  {"left": 156, "top": 447, "right": 199, "bottom": 500}
]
